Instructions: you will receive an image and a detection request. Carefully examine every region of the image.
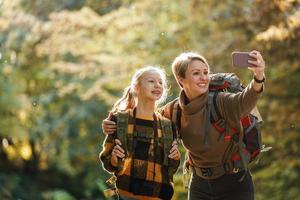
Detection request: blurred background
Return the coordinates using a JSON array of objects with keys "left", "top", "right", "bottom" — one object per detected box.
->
[{"left": 0, "top": 0, "right": 299, "bottom": 199}]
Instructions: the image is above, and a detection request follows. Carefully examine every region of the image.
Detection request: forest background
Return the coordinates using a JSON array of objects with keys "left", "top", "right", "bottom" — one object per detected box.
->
[{"left": 0, "top": 0, "right": 299, "bottom": 199}]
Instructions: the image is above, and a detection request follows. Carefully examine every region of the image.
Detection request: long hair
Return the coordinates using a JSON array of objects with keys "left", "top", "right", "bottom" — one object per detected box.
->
[{"left": 111, "top": 66, "right": 168, "bottom": 113}]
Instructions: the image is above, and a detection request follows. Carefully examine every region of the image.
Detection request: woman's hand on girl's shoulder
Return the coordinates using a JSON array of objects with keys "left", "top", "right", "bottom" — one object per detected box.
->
[{"left": 168, "top": 140, "right": 180, "bottom": 160}]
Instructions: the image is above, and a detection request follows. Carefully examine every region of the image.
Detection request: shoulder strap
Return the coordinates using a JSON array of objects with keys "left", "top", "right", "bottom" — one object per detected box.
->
[
  {"left": 159, "top": 115, "right": 175, "bottom": 179},
  {"left": 170, "top": 98, "right": 181, "bottom": 139},
  {"left": 159, "top": 116, "right": 173, "bottom": 166},
  {"left": 209, "top": 91, "right": 228, "bottom": 135},
  {"left": 116, "top": 111, "right": 129, "bottom": 155},
  {"left": 171, "top": 98, "right": 179, "bottom": 126},
  {"left": 209, "top": 91, "right": 221, "bottom": 122},
  {"left": 203, "top": 93, "right": 214, "bottom": 148}
]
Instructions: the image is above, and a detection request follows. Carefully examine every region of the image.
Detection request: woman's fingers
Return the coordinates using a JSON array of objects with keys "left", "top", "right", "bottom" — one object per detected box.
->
[
  {"left": 247, "top": 50, "right": 265, "bottom": 80},
  {"left": 169, "top": 144, "right": 178, "bottom": 154},
  {"left": 168, "top": 149, "right": 180, "bottom": 160},
  {"left": 172, "top": 140, "right": 177, "bottom": 146},
  {"left": 248, "top": 51, "right": 265, "bottom": 68},
  {"left": 169, "top": 145, "right": 180, "bottom": 160},
  {"left": 168, "top": 139, "right": 180, "bottom": 159},
  {"left": 248, "top": 60, "right": 260, "bottom": 67},
  {"left": 250, "top": 50, "right": 263, "bottom": 60},
  {"left": 169, "top": 140, "right": 178, "bottom": 153},
  {"left": 168, "top": 151, "right": 177, "bottom": 158}
]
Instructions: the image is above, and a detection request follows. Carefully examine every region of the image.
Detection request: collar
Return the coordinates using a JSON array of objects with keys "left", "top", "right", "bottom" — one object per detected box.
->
[{"left": 178, "top": 90, "right": 209, "bottom": 115}]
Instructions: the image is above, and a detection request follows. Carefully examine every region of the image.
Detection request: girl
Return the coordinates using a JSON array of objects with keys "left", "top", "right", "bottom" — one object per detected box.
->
[{"left": 100, "top": 66, "right": 180, "bottom": 200}]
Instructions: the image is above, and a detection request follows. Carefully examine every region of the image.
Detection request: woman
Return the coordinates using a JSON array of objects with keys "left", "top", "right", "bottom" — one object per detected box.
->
[
  {"left": 103, "top": 51, "right": 265, "bottom": 200},
  {"left": 99, "top": 66, "right": 180, "bottom": 200}
]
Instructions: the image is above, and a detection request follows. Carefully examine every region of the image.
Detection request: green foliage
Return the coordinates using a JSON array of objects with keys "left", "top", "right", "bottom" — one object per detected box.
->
[
  {"left": 42, "top": 190, "right": 75, "bottom": 200},
  {"left": 0, "top": 0, "right": 299, "bottom": 199}
]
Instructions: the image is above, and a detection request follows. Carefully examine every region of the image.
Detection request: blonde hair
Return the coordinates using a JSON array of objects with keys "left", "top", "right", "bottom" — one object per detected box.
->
[
  {"left": 171, "top": 52, "right": 210, "bottom": 88},
  {"left": 111, "top": 66, "right": 168, "bottom": 113}
]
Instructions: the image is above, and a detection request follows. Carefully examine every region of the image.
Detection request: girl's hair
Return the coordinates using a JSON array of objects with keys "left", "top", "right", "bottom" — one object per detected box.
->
[
  {"left": 111, "top": 66, "right": 168, "bottom": 113},
  {"left": 171, "top": 52, "right": 210, "bottom": 88}
]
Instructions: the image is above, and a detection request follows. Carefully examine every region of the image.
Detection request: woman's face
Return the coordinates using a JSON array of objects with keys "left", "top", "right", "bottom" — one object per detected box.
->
[
  {"left": 179, "top": 59, "right": 209, "bottom": 100},
  {"left": 136, "top": 71, "right": 164, "bottom": 102}
]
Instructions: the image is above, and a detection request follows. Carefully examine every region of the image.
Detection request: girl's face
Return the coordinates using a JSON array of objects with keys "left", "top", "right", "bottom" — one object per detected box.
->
[
  {"left": 179, "top": 59, "right": 209, "bottom": 100},
  {"left": 136, "top": 71, "right": 164, "bottom": 102}
]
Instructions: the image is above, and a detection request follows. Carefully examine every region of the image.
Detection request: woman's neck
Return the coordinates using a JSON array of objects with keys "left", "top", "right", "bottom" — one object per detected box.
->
[
  {"left": 135, "top": 100, "right": 155, "bottom": 118},
  {"left": 184, "top": 91, "right": 201, "bottom": 102}
]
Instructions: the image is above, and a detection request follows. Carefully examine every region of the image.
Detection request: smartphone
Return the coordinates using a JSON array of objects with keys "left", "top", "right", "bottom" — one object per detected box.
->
[{"left": 232, "top": 52, "right": 257, "bottom": 68}]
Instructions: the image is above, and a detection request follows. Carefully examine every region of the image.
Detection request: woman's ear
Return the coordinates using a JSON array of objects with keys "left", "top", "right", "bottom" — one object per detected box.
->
[{"left": 178, "top": 77, "right": 184, "bottom": 87}]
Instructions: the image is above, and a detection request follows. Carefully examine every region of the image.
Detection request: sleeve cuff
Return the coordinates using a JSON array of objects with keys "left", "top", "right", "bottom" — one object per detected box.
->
[
  {"left": 250, "top": 80, "right": 264, "bottom": 94},
  {"left": 101, "top": 154, "right": 119, "bottom": 173}
]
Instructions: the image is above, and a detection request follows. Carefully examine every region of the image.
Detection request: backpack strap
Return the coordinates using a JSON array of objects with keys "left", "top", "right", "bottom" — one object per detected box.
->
[
  {"left": 204, "top": 94, "right": 213, "bottom": 148},
  {"left": 160, "top": 117, "right": 173, "bottom": 166},
  {"left": 209, "top": 91, "right": 231, "bottom": 142},
  {"left": 116, "top": 111, "right": 129, "bottom": 171},
  {"left": 208, "top": 92, "right": 250, "bottom": 179},
  {"left": 209, "top": 92, "right": 221, "bottom": 121},
  {"left": 116, "top": 111, "right": 129, "bottom": 153},
  {"left": 171, "top": 99, "right": 179, "bottom": 128},
  {"left": 159, "top": 115, "right": 175, "bottom": 179},
  {"left": 170, "top": 98, "right": 181, "bottom": 139}
]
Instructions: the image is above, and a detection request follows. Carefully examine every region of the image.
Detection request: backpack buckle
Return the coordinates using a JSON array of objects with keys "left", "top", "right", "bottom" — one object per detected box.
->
[
  {"left": 233, "top": 167, "right": 239, "bottom": 173},
  {"left": 106, "top": 175, "right": 117, "bottom": 185},
  {"left": 200, "top": 168, "right": 212, "bottom": 177}
]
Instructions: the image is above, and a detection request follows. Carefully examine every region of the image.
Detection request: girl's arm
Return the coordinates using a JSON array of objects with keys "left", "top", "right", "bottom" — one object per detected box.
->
[
  {"left": 99, "top": 134, "right": 119, "bottom": 173},
  {"left": 99, "top": 115, "right": 124, "bottom": 173}
]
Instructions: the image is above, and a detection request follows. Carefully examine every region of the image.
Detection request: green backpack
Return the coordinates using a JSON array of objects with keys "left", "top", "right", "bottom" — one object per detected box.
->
[
  {"left": 104, "top": 111, "right": 176, "bottom": 198},
  {"left": 116, "top": 111, "right": 175, "bottom": 178}
]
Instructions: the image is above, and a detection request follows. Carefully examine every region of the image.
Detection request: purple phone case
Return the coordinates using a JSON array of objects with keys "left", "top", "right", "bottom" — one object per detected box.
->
[{"left": 232, "top": 52, "right": 257, "bottom": 68}]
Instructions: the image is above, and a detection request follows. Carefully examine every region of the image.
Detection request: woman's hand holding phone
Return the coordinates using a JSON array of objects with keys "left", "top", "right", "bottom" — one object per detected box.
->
[
  {"left": 247, "top": 50, "right": 265, "bottom": 81},
  {"left": 232, "top": 50, "right": 265, "bottom": 92},
  {"left": 232, "top": 51, "right": 265, "bottom": 79}
]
